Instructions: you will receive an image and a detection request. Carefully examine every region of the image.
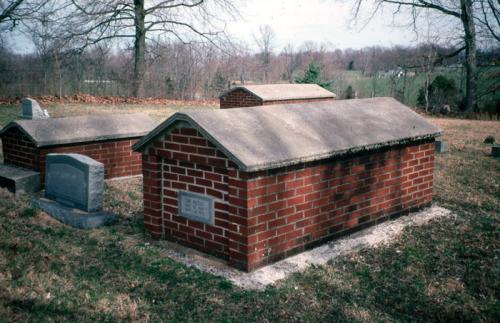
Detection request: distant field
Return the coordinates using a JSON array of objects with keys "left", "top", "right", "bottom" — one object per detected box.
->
[
  {"left": 335, "top": 68, "right": 498, "bottom": 109},
  {"left": 0, "top": 103, "right": 499, "bottom": 321}
]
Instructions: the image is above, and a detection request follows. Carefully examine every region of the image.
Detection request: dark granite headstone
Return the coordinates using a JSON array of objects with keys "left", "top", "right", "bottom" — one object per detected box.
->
[
  {"left": 21, "top": 98, "right": 49, "bottom": 119},
  {"left": 492, "top": 145, "right": 500, "bottom": 158},
  {"left": 435, "top": 140, "right": 448, "bottom": 153},
  {"left": 45, "top": 153, "right": 104, "bottom": 212}
]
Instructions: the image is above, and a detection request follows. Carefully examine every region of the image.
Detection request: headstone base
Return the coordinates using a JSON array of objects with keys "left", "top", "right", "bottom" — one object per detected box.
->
[
  {"left": 32, "top": 197, "right": 117, "bottom": 229},
  {"left": 0, "top": 164, "right": 41, "bottom": 196}
]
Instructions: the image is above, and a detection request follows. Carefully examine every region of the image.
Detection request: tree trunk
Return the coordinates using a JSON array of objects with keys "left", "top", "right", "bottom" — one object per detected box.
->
[
  {"left": 133, "top": 0, "right": 146, "bottom": 98},
  {"left": 460, "top": 0, "right": 478, "bottom": 114},
  {"left": 424, "top": 73, "right": 430, "bottom": 112}
]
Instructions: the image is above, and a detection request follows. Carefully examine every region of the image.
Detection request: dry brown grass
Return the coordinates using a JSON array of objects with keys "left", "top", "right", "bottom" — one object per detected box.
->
[
  {"left": 429, "top": 118, "right": 500, "bottom": 209},
  {"left": 0, "top": 104, "right": 498, "bottom": 321},
  {"left": 43, "top": 102, "right": 218, "bottom": 122}
]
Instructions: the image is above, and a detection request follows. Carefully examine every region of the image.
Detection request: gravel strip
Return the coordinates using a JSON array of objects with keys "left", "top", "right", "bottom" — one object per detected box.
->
[{"left": 156, "top": 205, "right": 452, "bottom": 290}]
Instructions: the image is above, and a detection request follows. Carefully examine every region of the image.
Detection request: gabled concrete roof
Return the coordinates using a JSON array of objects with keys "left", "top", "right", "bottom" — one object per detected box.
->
[
  {"left": 134, "top": 97, "right": 441, "bottom": 172},
  {"left": 0, "top": 113, "right": 158, "bottom": 147},
  {"left": 220, "top": 84, "right": 336, "bottom": 101}
]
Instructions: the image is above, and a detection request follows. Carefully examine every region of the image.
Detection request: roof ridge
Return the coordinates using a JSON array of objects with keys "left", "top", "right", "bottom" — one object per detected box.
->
[{"left": 134, "top": 99, "right": 441, "bottom": 172}]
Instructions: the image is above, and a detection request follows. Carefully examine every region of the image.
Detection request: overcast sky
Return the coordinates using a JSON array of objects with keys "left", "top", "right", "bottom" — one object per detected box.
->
[
  {"left": 6, "top": 0, "right": 421, "bottom": 53},
  {"left": 227, "top": 0, "right": 417, "bottom": 51}
]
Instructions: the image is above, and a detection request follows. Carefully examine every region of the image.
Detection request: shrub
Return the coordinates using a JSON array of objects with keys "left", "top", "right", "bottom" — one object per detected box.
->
[
  {"left": 417, "top": 74, "right": 459, "bottom": 113},
  {"left": 343, "top": 85, "right": 355, "bottom": 99}
]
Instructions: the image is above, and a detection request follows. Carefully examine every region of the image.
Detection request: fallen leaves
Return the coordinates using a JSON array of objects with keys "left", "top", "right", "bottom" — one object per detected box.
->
[{"left": 0, "top": 93, "right": 217, "bottom": 106}]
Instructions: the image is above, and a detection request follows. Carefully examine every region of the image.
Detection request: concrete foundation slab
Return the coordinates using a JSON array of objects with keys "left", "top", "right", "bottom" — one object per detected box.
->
[
  {"left": 32, "top": 197, "right": 117, "bottom": 229},
  {"left": 0, "top": 164, "right": 41, "bottom": 196},
  {"left": 152, "top": 205, "right": 452, "bottom": 290}
]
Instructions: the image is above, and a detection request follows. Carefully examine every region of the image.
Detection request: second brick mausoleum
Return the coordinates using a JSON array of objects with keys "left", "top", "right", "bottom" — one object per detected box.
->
[
  {"left": 0, "top": 113, "right": 157, "bottom": 182},
  {"left": 219, "top": 83, "right": 336, "bottom": 109},
  {"left": 134, "top": 97, "right": 441, "bottom": 271}
]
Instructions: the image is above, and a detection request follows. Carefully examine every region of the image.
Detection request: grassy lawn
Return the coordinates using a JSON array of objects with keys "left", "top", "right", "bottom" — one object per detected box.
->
[
  {"left": 0, "top": 103, "right": 498, "bottom": 322},
  {"left": 0, "top": 102, "right": 218, "bottom": 125}
]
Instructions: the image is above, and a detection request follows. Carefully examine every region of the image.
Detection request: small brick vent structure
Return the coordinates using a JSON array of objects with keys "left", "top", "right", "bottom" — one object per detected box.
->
[
  {"left": 134, "top": 98, "right": 441, "bottom": 272},
  {"left": 0, "top": 114, "right": 157, "bottom": 182},
  {"left": 219, "top": 84, "right": 336, "bottom": 109}
]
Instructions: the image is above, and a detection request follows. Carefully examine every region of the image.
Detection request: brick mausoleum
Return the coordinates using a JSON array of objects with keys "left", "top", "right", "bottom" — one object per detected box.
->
[
  {"left": 0, "top": 114, "right": 157, "bottom": 182},
  {"left": 134, "top": 98, "right": 441, "bottom": 271},
  {"left": 219, "top": 84, "right": 336, "bottom": 109}
]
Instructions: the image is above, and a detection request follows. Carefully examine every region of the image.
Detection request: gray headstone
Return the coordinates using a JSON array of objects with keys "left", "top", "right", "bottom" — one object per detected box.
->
[
  {"left": 45, "top": 153, "right": 104, "bottom": 212},
  {"left": 21, "top": 97, "right": 49, "bottom": 119},
  {"left": 435, "top": 140, "right": 448, "bottom": 153},
  {"left": 492, "top": 145, "right": 500, "bottom": 158}
]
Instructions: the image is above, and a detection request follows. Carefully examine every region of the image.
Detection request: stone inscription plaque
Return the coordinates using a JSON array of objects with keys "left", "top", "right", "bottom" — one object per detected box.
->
[{"left": 178, "top": 191, "right": 214, "bottom": 225}]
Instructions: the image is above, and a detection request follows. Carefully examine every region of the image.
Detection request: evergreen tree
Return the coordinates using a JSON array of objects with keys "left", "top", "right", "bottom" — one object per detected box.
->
[
  {"left": 210, "top": 71, "right": 227, "bottom": 95},
  {"left": 295, "top": 62, "right": 332, "bottom": 90}
]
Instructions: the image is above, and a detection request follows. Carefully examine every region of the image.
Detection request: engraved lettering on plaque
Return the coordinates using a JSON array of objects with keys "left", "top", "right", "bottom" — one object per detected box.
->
[{"left": 178, "top": 191, "right": 214, "bottom": 225}]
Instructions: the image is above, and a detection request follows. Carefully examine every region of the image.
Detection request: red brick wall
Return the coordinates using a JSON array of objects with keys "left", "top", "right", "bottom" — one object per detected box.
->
[
  {"left": 219, "top": 88, "right": 334, "bottom": 109},
  {"left": 143, "top": 127, "right": 248, "bottom": 262},
  {"left": 39, "top": 140, "right": 142, "bottom": 180},
  {"left": 240, "top": 141, "right": 435, "bottom": 271},
  {"left": 1, "top": 128, "right": 142, "bottom": 182},
  {"left": 142, "top": 127, "right": 435, "bottom": 271},
  {"left": 220, "top": 89, "right": 262, "bottom": 109},
  {"left": 1, "top": 128, "right": 39, "bottom": 169}
]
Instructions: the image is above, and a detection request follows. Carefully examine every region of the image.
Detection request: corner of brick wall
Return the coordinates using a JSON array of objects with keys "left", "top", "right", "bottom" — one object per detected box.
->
[
  {"left": 1, "top": 128, "right": 39, "bottom": 170},
  {"left": 142, "top": 152, "right": 163, "bottom": 239},
  {"left": 141, "top": 127, "right": 257, "bottom": 270},
  {"left": 220, "top": 89, "right": 263, "bottom": 109}
]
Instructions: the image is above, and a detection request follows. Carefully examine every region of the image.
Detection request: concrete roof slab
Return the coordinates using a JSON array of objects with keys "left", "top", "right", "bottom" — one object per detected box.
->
[
  {"left": 0, "top": 113, "right": 158, "bottom": 147},
  {"left": 134, "top": 97, "right": 441, "bottom": 172},
  {"left": 220, "top": 84, "right": 336, "bottom": 101}
]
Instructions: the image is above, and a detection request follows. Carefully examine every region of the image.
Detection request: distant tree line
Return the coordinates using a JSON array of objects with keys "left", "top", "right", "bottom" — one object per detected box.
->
[
  {"left": 0, "top": 39, "right": 498, "bottom": 112},
  {"left": 0, "top": 0, "right": 498, "bottom": 116}
]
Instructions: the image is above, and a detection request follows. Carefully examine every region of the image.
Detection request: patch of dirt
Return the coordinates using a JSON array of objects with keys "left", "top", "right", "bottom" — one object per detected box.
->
[{"left": 34, "top": 211, "right": 63, "bottom": 227}]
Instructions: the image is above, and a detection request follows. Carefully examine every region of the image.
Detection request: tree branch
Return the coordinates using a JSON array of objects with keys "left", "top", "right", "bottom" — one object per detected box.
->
[{"left": 382, "top": 0, "right": 461, "bottom": 17}]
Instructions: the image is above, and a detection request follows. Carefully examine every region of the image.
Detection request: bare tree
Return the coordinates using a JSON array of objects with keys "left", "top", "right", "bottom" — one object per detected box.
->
[
  {"left": 476, "top": 0, "right": 500, "bottom": 42},
  {"left": 0, "top": 0, "right": 47, "bottom": 31},
  {"left": 254, "top": 25, "right": 275, "bottom": 82},
  {"left": 57, "top": 0, "right": 237, "bottom": 98},
  {"left": 0, "top": 0, "right": 24, "bottom": 28},
  {"left": 281, "top": 44, "right": 301, "bottom": 82},
  {"left": 347, "top": 0, "right": 499, "bottom": 114}
]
